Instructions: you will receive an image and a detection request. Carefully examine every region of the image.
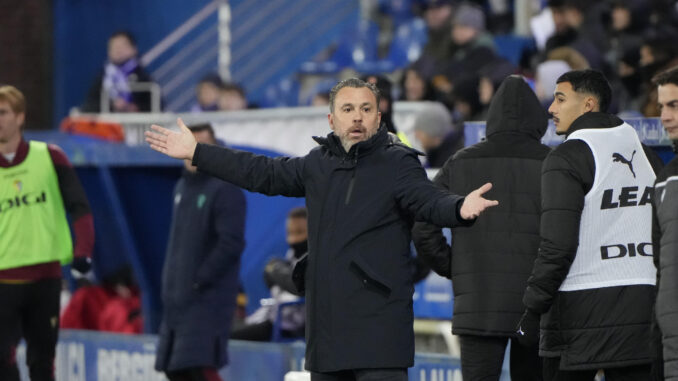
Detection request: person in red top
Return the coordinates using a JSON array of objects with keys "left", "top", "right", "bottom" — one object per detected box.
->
[{"left": 0, "top": 85, "right": 94, "bottom": 381}]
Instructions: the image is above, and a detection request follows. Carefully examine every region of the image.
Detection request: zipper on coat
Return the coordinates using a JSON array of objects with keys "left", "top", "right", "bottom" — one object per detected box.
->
[
  {"left": 344, "top": 173, "right": 356, "bottom": 205},
  {"left": 344, "top": 148, "right": 358, "bottom": 205}
]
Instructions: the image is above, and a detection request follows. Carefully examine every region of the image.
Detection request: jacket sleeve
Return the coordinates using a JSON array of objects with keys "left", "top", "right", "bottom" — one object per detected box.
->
[
  {"left": 411, "top": 163, "right": 454, "bottom": 278},
  {"left": 193, "top": 143, "right": 306, "bottom": 197},
  {"left": 394, "top": 152, "right": 471, "bottom": 228},
  {"left": 194, "top": 184, "right": 247, "bottom": 288},
  {"left": 523, "top": 142, "right": 590, "bottom": 313},
  {"left": 49, "top": 145, "right": 95, "bottom": 260}
]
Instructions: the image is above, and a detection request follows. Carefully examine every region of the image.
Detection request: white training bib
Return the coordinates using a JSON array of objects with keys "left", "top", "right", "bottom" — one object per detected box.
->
[{"left": 559, "top": 123, "right": 656, "bottom": 291}]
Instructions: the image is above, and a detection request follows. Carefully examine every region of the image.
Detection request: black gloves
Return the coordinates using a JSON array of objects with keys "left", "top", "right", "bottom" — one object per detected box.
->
[
  {"left": 516, "top": 309, "right": 541, "bottom": 347},
  {"left": 70, "top": 257, "right": 92, "bottom": 279}
]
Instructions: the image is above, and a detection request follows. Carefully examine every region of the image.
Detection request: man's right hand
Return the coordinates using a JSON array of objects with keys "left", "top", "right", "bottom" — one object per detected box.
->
[
  {"left": 145, "top": 118, "right": 197, "bottom": 160},
  {"left": 516, "top": 309, "right": 541, "bottom": 347},
  {"left": 460, "top": 182, "right": 499, "bottom": 220}
]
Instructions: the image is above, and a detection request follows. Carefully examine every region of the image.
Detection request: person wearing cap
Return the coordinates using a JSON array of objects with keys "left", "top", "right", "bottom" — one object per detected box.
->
[
  {"left": 412, "top": 102, "right": 463, "bottom": 168},
  {"left": 413, "top": 76, "right": 549, "bottom": 381},
  {"left": 154, "top": 123, "right": 246, "bottom": 381},
  {"left": 431, "top": 3, "right": 496, "bottom": 107}
]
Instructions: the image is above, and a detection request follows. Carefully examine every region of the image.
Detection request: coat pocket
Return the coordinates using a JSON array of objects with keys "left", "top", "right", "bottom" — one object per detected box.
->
[{"left": 350, "top": 255, "right": 393, "bottom": 296}]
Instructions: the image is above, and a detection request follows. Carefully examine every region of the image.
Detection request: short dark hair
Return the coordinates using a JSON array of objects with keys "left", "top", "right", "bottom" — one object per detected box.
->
[
  {"left": 221, "top": 82, "right": 246, "bottom": 98},
  {"left": 556, "top": 69, "right": 612, "bottom": 112},
  {"left": 187, "top": 123, "right": 215, "bottom": 139},
  {"left": 288, "top": 207, "right": 307, "bottom": 220},
  {"left": 109, "top": 30, "right": 137, "bottom": 48},
  {"left": 653, "top": 65, "right": 678, "bottom": 87},
  {"left": 329, "top": 78, "right": 380, "bottom": 113}
]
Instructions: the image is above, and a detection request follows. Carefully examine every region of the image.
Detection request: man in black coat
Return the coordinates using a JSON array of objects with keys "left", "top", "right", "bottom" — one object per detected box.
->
[
  {"left": 145, "top": 78, "right": 498, "bottom": 380},
  {"left": 521, "top": 70, "right": 664, "bottom": 381},
  {"left": 652, "top": 65, "right": 678, "bottom": 381},
  {"left": 412, "top": 75, "right": 550, "bottom": 381},
  {"left": 154, "top": 124, "right": 246, "bottom": 381}
]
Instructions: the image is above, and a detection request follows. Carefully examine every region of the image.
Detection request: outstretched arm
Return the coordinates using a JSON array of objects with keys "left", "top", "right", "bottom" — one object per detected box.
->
[
  {"left": 146, "top": 118, "right": 306, "bottom": 197},
  {"left": 395, "top": 153, "right": 498, "bottom": 227},
  {"left": 145, "top": 118, "right": 198, "bottom": 160}
]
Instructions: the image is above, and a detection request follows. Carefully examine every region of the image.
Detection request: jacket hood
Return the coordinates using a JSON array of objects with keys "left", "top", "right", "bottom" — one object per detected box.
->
[{"left": 485, "top": 75, "right": 548, "bottom": 140}]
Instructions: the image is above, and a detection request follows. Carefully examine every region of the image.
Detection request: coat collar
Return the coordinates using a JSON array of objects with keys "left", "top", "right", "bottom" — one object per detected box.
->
[{"left": 313, "top": 125, "right": 389, "bottom": 159}]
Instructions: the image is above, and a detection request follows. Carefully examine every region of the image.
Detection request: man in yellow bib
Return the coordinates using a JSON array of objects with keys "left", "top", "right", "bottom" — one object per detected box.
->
[{"left": 0, "top": 86, "right": 94, "bottom": 381}]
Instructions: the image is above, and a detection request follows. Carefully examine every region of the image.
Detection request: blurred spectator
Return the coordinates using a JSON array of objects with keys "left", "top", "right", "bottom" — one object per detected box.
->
[
  {"left": 414, "top": 0, "right": 455, "bottom": 78},
  {"left": 218, "top": 82, "right": 248, "bottom": 111},
  {"left": 362, "top": 74, "right": 398, "bottom": 133},
  {"left": 546, "top": 46, "right": 590, "bottom": 71},
  {"left": 155, "top": 123, "right": 246, "bottom": 381},
  {"left": 231, "top": 207, "right": 308, "bottom": 341},
  {"left": 399, "top": 67, "right": 438, "bottom": 101},
  {"left": 639, "top": 37, "right": 678, "bottom": 116},
  {"left": 412, "top": 102, "right": 463, "bottom": 167},
  {"left": 61, "top": 265, "right": 142, "bottom": 334},
  {"left": 535, "top": 60, "right": 572, "bottom": 108},
  {"left": 82, "top": 31, "right": 155, "bottom": 113},
  {"left": 451, "top": 75, "right": 483, "bottom": 122},
  {"left": 311, "top": 93, "right": 330, "bottom": 106},
  {"left": 544, "top": 0, "right": 606, "bottom": 71},
  {"left": 616, "top": 46, "right": 644, "bottom": 112},
  {"left": 605, "top": 0, "right": 648, "bottom": 68},
  {"left": 190, "top": 74, "right": 223, "bottom": 112},
  {"left": 477, "top": 58, "right": 517, "bottom": 118},
  {"left": 362, "top": 74, "right": 415, "bottom": 145},
  {"left": 432, "top": 2, "right": 496, "bottom": 108}
]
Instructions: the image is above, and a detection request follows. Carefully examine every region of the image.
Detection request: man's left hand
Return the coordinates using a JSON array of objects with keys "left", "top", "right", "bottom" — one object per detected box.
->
[
  {"left": 71, "top": 257, "right": 93, "bottom": 279},
  {"left": 460, "top": 182, "right": 499, "bottom": 220}
]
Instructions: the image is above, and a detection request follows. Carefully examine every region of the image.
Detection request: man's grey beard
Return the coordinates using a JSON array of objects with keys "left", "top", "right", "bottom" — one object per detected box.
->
[{"left": 339, "top": 128, "right": 377, "bottom": 153}]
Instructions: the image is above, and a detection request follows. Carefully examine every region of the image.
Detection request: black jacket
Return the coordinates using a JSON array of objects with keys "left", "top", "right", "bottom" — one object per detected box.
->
[
  {"left": 412, "top": 76, "right": 551, "bottom": 336},
  {"left": 523, "top": 112, "right": 664, "bottom": 370},
  {"left": 653, "top": 156, "right": 678, "bottom": 380},
  {"left": 155, "top": 171, "right": 246, "bottom": 371},
  {"left": 192, "top": 126, "right": 470, "bottom": 372}
]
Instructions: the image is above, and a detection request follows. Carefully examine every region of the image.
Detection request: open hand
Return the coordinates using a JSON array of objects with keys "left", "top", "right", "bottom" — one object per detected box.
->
[
  {"left": 460, "top": 182, "right": 499, "bottom": 220},
  {"left": 145, "top": 118, "right": 197, "bottom": 160}
]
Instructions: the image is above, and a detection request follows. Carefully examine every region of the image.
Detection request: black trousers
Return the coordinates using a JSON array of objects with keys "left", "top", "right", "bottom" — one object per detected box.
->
[
  {"left": 166, "top": 367, "right": 223, "bottom": 381},
  {"left": 543, "top": 357, "right": 651, "bottom": 381},
  {"left": 311, "top": 368, "right": 408, "bottom": 381},
  {"left": 0, "top": 279, "right": 61, "bottom": 381},
  {"left": 458, "top": 334, "right": 542, "bottom": 381}
]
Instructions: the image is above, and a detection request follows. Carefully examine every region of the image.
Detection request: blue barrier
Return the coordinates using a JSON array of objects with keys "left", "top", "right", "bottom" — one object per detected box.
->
[{"left": 16, "top": 330, "right": 509, "bottom": 381}]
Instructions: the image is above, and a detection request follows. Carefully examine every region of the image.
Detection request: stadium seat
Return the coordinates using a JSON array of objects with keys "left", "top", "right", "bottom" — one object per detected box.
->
[{"left": 493, "top": 34, "right": 536, "bottom": 66}]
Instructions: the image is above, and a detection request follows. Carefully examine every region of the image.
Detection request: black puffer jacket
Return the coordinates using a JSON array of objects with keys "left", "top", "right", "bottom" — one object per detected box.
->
[
  {"left": 654, "top": 156, "right": 678, "bottom": 380},
  {"left": 523, "top": 112, "right": 664, "bottom": 370},
  {"left": 192, "top": 126, "right": 471, "bottom": 372},
  {"left": 412, "top": 75, "right": 551, "bottom": 336}
]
